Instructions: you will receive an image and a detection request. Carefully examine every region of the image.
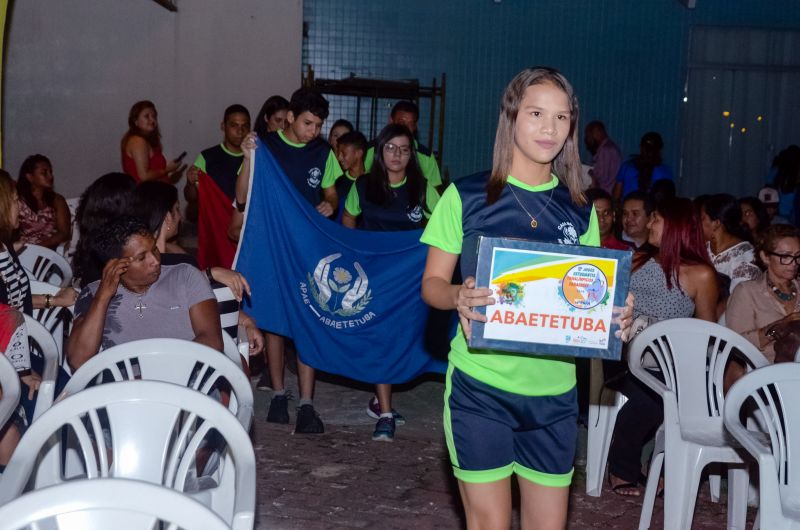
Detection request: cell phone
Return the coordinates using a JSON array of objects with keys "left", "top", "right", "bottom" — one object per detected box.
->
[{"left": 175, "top": 151, "right": 187, "bottom": 163}]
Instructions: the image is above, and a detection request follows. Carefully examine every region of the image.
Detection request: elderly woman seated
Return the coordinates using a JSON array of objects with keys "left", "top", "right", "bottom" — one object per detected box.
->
[
  {"left": 726, "top": 224, "right": 800, "bottom": 363},
  {"left": 67, "top": 216, "right": 223, "bottom": 371}
]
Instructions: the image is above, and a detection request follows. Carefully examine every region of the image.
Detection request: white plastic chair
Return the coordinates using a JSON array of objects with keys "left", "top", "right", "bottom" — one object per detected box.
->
[
  {"left": 629, "top": 318, "right": 769, "bottom": 530},
  {"left": 23, "top": 314, "right": 59, "bottom": 422},
  {"left": 0, "top": 354, "right": 21, "bottom": 428},
  {"left": 56, "top": 338, "right": 253, "bottom": 431},
  {"left": 17, "top": 243, "right": 73, "bottom": 287},
  {"left": 29, "top": 279, "right": 74, "bottom": 367},
  {"left": 0, "top": 380, "right": 256, "bottom": 530},
  {"left": 725, "top": 363, "right": 800, "bottom": 530},
  {"left": 585, "top": 358, "right": 628, "bottom": 496},
  {"left": 0, "top": 477, "right": 233, "bottom": 530}
]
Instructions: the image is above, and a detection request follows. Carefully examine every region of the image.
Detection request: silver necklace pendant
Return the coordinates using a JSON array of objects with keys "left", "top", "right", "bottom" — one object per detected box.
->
[{"left": 134, "top": 297, "right": 147, "bottom": 318}]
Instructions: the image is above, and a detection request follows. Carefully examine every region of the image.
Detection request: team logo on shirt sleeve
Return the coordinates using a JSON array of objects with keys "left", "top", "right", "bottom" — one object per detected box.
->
[
  {"left": 300, "top": 253, "right": 376, "bottom": 329},
  {"left": 307, "top": 167, "right": 322, "bottom": 188}
]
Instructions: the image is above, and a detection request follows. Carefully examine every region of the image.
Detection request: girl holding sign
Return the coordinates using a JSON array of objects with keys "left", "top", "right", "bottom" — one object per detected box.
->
[{"left": 421, "top": 67, "right": 633, "bottom": 528}]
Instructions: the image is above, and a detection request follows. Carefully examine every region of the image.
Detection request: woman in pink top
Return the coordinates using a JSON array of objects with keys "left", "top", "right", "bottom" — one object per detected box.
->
[
  {"left": 16, "top": 154, "right": 71, "bottom": 249},
  {"left": 121, "top": 100, "right": 185, "bottom": 184}
]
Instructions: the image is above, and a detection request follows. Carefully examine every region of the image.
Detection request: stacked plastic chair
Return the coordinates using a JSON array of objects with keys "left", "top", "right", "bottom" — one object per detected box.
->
[
  {"left": 0, "top": 380, "right": 255, "bottom": 530},
  {"left": 628, "top": 318, "right": 768, "bottom": 530},
  {"left": 725, "top": 363, "right": 800, "bottom": 530}
]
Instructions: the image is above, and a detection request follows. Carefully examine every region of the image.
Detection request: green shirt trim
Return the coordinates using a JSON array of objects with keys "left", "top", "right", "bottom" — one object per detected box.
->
[
  {"left": 323, "top": 150, "right": 343, "bottom": 189},
  {"left": 277, "top": 129, "right": 305, "bottom": 148},
  {"left": 193, "top": 153, "right": 206, "bottom": 173}
]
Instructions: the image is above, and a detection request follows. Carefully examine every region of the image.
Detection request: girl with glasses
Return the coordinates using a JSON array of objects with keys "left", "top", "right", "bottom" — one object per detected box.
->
[{"left": 342, "top": 123, "right": 440, "bottom": 442}]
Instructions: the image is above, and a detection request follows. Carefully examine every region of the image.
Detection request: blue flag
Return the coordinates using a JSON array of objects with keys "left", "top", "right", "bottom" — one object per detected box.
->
[{"left": 235, "top": 139, "right": 448, "bottom": 384}]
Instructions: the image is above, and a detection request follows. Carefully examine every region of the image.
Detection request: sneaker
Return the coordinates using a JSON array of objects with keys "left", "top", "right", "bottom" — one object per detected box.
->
[
  {"left": 372, "top": 416, "right": 395, "bottom": 442},
  {"left": 266, "top": 394, "right": 290, "bottom": 424},
  {"left": 256, "top": 372, "right": 272, "bottom": 391},
  {"left": 295, "top": 404, "right": 324, "bottom": 434},
  {"left": 366, "top": 395, "right": 406, "bottom": 425}
]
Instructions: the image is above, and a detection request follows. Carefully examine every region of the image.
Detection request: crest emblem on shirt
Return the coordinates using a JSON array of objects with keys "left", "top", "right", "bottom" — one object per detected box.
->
[
  {"left": 307, "top": 167, "right": 322, "bottom": 188},
  {"left": 407, "top": 205, "right": 423, "bottom": 223},
  {"left": 557, "top": 221, "right": 579, "bottom": 245},
  {"left": 301, "top": 253, "right": 374, "bottom": 329}
]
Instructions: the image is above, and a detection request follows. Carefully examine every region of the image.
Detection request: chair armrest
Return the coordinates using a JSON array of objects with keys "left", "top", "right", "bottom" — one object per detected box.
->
[{"left": 30, "top": 347, "right": 59, "bottom": 421}]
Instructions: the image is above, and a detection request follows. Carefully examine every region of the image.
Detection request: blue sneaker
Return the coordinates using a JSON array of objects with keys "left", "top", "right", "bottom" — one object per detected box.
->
[
  {"left": 366, "top": 395, "right": 406, "bottom": 425},
  {"left": 372, "top": 416, "right": 395, "bottom": 442}
]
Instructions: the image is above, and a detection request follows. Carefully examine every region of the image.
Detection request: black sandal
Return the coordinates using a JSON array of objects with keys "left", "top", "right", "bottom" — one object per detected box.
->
[{"left": 610, "top": 478, "right": 641, "bottom": 497}]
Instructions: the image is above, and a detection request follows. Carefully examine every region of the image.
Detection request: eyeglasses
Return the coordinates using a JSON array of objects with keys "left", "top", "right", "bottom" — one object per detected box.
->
[
  {"left": 383, "top": 143, "right": 412, "bottom": 157},
  {"left": 767, "top": 251, "right": 800, "bottom": 265}
]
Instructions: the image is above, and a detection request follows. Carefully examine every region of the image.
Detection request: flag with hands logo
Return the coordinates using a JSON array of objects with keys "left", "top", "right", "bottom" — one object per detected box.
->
[{"left": 234, "top": 139, "right": 448, "bottom": 384}]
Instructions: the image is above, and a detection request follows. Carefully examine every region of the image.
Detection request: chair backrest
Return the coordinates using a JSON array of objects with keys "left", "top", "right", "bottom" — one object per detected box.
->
[
  {"left": 214, "top": 285, "right": 240, "bottom": 339},
  {"left": 0, "top": 353, "right": 21, "bottom": 429},
  {"left": 23, "top": 314, "right": 59, "bottom": 421},
  {"left": 29, "top": 280, "right": 73, "bottom": 365},
  {"left": 628, "top": 318, "right": 769, "bottom": 428},
  {"left": 724, "top": 363, "right": 800, "bottom": 511},
  {"left": 0, "top": 477, "right": 232, "bottom": 530},
  {"left": 0, "top": 380, "right": 255, "bottom": 528},
  {"left": 59, "top": 338, "right": 253, "bottom": 430},
  {"left": 17, "top": 243, "right": 73, "bottom": 287}
]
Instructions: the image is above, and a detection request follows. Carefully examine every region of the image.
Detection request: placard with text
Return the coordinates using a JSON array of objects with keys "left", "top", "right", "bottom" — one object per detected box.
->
[{"left": 469, "top": 237, "right": 632, "bottom": 360}]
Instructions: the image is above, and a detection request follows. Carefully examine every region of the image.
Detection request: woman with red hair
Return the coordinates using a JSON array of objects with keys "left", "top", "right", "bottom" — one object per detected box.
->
[{"left": 606, "top": 196, "right": 719, "bottom": 496}]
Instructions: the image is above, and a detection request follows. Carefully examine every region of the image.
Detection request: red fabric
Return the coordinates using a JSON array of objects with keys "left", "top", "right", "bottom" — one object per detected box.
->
[
  {"left": 602, "top": 235, "right": 634, "bottom": 251},
  {"left": 197, "top": 171, "right": 237, "bottom": 270},
  {"left": 122, "top": 147, "right": 168, "bottom": 184}
]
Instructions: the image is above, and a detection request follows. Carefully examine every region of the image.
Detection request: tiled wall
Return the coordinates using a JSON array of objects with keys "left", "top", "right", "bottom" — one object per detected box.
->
[{"left": 303, "top": 0, "right": 800, "bottom": 186}]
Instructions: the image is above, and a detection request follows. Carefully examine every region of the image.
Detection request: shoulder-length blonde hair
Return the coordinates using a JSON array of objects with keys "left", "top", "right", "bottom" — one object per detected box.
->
[
  {"left": 488, "top": 67, "right": 585, "bottom": 206},
  {"left": 0, "top": 170, "right": 18, "bottom": 243}
]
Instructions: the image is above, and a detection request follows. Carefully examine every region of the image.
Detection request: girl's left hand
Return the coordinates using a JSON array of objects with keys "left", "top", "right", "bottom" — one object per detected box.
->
[{"left": 613, "top": 292, "right": 635, "bottom": 342}]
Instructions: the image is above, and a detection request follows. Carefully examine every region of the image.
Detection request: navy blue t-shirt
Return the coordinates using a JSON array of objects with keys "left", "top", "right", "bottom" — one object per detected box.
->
[{"left": 262, "top": 130, "right": 338, "bottom": 207}]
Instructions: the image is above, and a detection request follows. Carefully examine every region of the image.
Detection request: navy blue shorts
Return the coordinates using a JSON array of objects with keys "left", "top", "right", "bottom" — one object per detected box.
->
[{"left": 444, "top": 366, "right": 577, "bottom": 486}]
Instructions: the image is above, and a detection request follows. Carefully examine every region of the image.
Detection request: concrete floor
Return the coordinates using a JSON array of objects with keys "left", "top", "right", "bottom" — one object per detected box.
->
[{"left": 249, "top": 363, "right": 756, "bottom": 529}]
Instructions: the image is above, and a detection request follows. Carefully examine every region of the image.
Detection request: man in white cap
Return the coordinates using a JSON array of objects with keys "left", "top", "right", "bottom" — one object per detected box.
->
[{"left": 759, "top": 186, "right": 791, "bottom": 225}]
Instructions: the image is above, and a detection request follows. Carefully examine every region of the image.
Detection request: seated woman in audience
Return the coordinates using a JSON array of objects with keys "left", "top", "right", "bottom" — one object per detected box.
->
[
  {"left": 72, "top": 173, "right": 137, "bottom": 288},
  {"left": 253, "top": 95, "right": 289, "bottom": 141},
  {"left": 15, "top": 154, "right": 71, "bottom": 250},
  {"left": 121, "top": 100, "right": 185, "bottom": 184},
  {"left": 0, "top": 170, "right": 75, "bottom": 422},
  {"left": 739, "top": 196, "right": 771, "bottom": 242},
  {"left": 725, "top": 224, "right": 800, "bottom": 363},
  {"left": 132, "top": 181, "right": 263, "bottom": 358},
  {"left": 67, "top": 216, "right": 223, "bottom": 371},
  {"left": 613, "top": 132, "right": 673, "bottom": 201},
  {"left": 342, "top": 123, "right": 439, "bottom": 441},
  {"left": 701, "top": 194, "right": 761, "bottom": 306},
  {"left": 607, "top": 197, "right": 718, "bottom": 496}
]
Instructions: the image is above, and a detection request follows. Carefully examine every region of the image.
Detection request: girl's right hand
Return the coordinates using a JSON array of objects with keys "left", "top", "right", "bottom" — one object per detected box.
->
[{"left": 456, "top": 276, "right": 495, "bottom": 337}]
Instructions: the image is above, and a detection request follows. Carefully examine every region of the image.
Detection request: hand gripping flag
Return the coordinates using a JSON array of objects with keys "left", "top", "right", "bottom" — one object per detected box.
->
[
  {"left": 197, "top": 171, "right": 238, "bottom": 270},
  {"left": 234, "top": 139, "right": 448, "bottom": 384}
]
